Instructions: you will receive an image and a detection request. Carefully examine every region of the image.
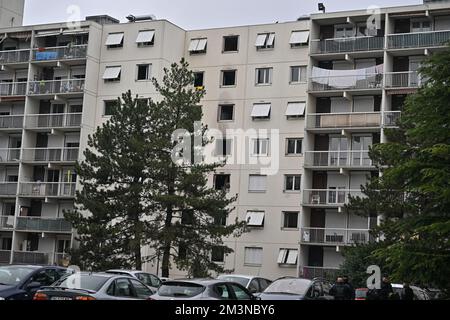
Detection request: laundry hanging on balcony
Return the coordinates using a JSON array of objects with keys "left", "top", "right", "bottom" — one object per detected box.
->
[{"left": 311, "top": 64, "right": 383, "bottom": 89}]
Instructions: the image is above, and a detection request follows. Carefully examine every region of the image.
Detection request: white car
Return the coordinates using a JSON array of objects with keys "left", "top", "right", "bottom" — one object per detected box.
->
[
  {"left": 217, "top": 275, "right": 272, "bottom": 294},
  {"left": 392, "top": 283, "right": 430, "bottom": 300}
]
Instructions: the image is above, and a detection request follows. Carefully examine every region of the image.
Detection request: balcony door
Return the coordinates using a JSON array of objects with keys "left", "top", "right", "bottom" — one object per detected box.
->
[
  {"left": 329, "top": 136, "right": 348, "bottom": 167},
  {"left": 50, "top": 104, "right": 65, "bottom": 127},
  {"left": 351, "top": 135, "right": 372, "bottom": 166},
  {"left": 409, "top": 57, "right": 424, "bottom": 87}
]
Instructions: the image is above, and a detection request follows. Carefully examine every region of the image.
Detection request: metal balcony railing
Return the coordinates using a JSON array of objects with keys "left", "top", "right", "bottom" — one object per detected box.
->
[
  {"left": 0, "top": 49, "right": 30, "bottom": 64},
  {"left": 304, "top": 150, "right": 373, "bottom": 168},
  {"left": 302, "top": 266, "right": 340, "bottom": 280},
  {"left": 13, "top": 251, "right": 51, "bottom": 265},
  {"left": 0, "top": 148, "right": 21, "bottom": 162},
  {"left": 19, "top": 182, "right": 76, "bottom": 197},
  {"left": 384, "top": 111, "right": 402, "bottom": 127},
  {"left": 0, "top": 250, "right": 11, "bottom": 264},
  {"left": 0, "top": 183, "right": 18, "bottom": 196},
  {"left": 302, "top": 189, "right": 364, "bottom": 206},
  {"left": 311, "top": 36, "right": 385, "bottom": 54},
  {"left": 28, "top": 79, "right": 85, "bottom": 95},
  {"left": 301, "top": 227, "right": 371, "bottom": 245},
  {"left": 385, "top": 71, "right": 425, "bottom": 88},
  {"left": 16, "top": 216, "right": 72, "bottom": 233},
  {"left": 307, "top": 112, "right": 382, "bottom": 130},
  {"left": 22, "top": 148, "right": 79, "bottom": 162},
  {"left": 0, "top": 115, "right": 24, "bottom": 129},
  {"left": 0, "top": 82, "right": 27, "bottom": 97},
  {"left": 309, "top": 74, "right": 383, "bottom": 92},
  {"left": 25, "top": 113, "right": 82, "bottom": 129},
  {"left": 32, "top": 45, "right": 87, "bottom": 61},
  {"left": 0, "top": 216, "right": 15, "bottom": 229},
  {"left": 387, "top": 30, "right": 450, "bottom": 49}
]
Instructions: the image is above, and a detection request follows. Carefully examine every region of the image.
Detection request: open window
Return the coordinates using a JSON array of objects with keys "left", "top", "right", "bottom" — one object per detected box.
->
[
  {"left": 286, "top": 102, "right": 306, "bottom": 119},
  {"left": 105, "top": 32, "right": 124, "bottom": 48},
  {"left": 103, "top": 66, "right": 122, "bottom": 82},
  {"left": 136, "top": 30, "right": 155, "bottom": 47},
  {"left": 189, "top": 38, "right": 207, "bottom": 54},
  {"left": 277, "top": 249, "right": 298, "bottom": 265},
  {"left": 255, "top": 33, "right": 275, "bottom": 50},
  {"left": 245, "top": 211, "right": 265, "bottom": 227},
  {"left": 290, "top": 31, "right": 309, "bottom": 47}
]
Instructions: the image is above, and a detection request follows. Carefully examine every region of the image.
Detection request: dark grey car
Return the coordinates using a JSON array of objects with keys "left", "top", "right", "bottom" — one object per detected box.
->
[{"left": 259, "top": 278, "right": 334, "bottom": 300}]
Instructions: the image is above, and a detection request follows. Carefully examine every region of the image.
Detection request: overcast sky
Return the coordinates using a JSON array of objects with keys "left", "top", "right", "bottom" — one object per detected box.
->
[{"left": 23, "top": 0, "right": 422, "bottom": 30}]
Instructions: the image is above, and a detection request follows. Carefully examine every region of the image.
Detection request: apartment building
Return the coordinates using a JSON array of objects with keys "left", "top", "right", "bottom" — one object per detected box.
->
[
  {"left": 0, "top": 0, "right": 25, "bottom": 28},
  {"left": 0, "top": 0, "right": 449, "bottom": 280}
]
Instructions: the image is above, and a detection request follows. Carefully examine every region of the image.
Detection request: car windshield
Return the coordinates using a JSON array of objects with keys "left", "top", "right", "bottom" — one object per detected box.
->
[
  {"left": 217, "top": 276, "right": 249, "bottom": 287},
  {"left": 158, "top": 282, "right": 205, "bottom": 297},
  {"left": 0, "top": 266, "right": 35, "bottom": 286},
  {"left": 264, "top": 279, "right": 310, "bottom": 295},
  {"left": 55, "top": 274, "right": 109, "bottom": 292}
]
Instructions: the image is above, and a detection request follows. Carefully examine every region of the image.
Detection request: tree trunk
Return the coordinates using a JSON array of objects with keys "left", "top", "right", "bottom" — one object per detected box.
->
[{"left": 161, "top": 205, "right": 173, "bottom": 278}]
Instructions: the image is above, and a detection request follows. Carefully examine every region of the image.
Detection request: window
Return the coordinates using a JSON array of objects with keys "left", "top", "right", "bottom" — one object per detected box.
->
[
  {"left": 103, "top": 66, "right": 121, "bottom": 82},
  {"left": 284, "top": 175, "right": 301, "bottom": 192},
  {"left": 216, "top": 138, "right": 232, "bottom": 156},
  {"left": 277, "top": 249, "right": 298, "bottom": 265},
  {"left": 211, "top": 246, "right": 225, "bottom": 263},
  {"left": 248, "top": 175, "right": 267, "bottom": 192},
  {"left": 245, "top": 211, "right": 265, "bottom": 227},
  {"left": 109, "top": 279, "right": 134, "bottom": 297},
  {"left": 193, "top": 72, "right": 204, "bottom": 87},
  {"left": 221, "top": 70, "right": 236, "bottom": 87},
  {"left": 411, "top": 19, "right": 432, "bottom": 33},
  {"left": 229, "top": 283, "right": 253, "bottom": 300},
  {"left": 136, "top": 273, "right": 161, "bottom": 288},
  {"left": 214, "top": 284, "right": 231, "bottom": 299},
  {"left": 286, "top": 102, "right": 306, "bottom": 119},
  {"left": 255, "top": 33, "right": 275, "bottom": 49},
  {"left": 283, "top": 212, "right": 299, "bottom": 229},
  {"left": 136, "top": 64, "right": 151, "bottom": 81},
  {"left": 218, "top": 104, "right": 234, "bottom": 121},
  {"left": 255, "top": 68, "right": 272, "bottom": 85},
  {"left": 178, "top": 242, "right": 187, "bottom": 260},
  {"left": 214, "top": 214, "right": 227, "bottom": 226},
  {"left": 105, "top": 32, "right": 124, "bottom": 48},
  {"left": 214, "top": 174, "right": 230, "bottom": 191},
  {"left": 286, "top": 138, "right": 303, "bottom": 155},
  {"left": 334, "top": 25, "right": 355, "bottom": 38},
  {"left": 181, "top": 209, "right": 194, "bottom": 225},
  {"left": 244, "top": 247, "right": 263, "bottom": 266},
  {"left": 104, "top": 100, "right": 118, "bottom": 116},
  {"left": 290, "top": 31, "right": 309, "bottom": 48},
  {"left": 290, "top": 66, "right": 307, "bottom": 83},
  {"left": 251, "top": 103, "right": 271, "bottom": 120},
  {"left": 189, "top": 38, "right": 207, "bottom": 54},
  {"left": 130, "top": 279, "right": 153, "bottom": 299},
  {"left": 136, "top": 30, "right": 155, "bottom": 47},
  {"left": 252, "top": 138, "right": 269, "bottom": 156},
  {"left": 223, "top": 35, "right": 239, "bottom": 52}
]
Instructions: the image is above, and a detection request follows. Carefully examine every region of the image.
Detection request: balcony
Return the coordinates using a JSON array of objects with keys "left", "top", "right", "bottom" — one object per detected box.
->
[
  {"left": 385, "top": 71, "right": 423, "bottom": 88},
  {"left": 19, "top": 182, "right": 76, "bottom": 198},
  {"left": 0, "top": 148, "right": 21, "bottom": 163},
  {"left": 16, "top": 216, "right": 72, "bottom": 233},
  {"left": 28, "top": 79, "right": 85, "bottom": 97},
  {"left": 0, "top": 250, "right": 11, "bottom": 264},
  {"left": 304, "top": 150, "right": 373, "bottom": 169},
  {"left": 32, "top": 45, "right": 87, "bottom": 62},
  {"left": 25, "top": 113, "right": 82, "bottom": 130},
  {"left": 13, "top": 251, "right": 51, "bottom": 265},
  {"left": 302, "top": 189, "right": 364, "bottom": 207},
  {"left": 0, "top": 115, "right": 24, "bottom": 130},
  {"left": 309, "top": 74, "right": 383, "bottom": 94},
  {"left": 306, "top": 112, "right": 382, "bottom": 131},
  {"left": 301, "top": 266, "right": 340, "bottom": 280},
  {"left": 0, "top": 82, "right": 27, "bottom": 97},
  {"left": 311, "top": 36, "right": 385, "bottom": 54},
  {"left": 387, "top": 30, "right": 450, "bottom": 49},
  {"left": 0, "top": 216, "right": 15, "bottom": 229},
  {"left": 301, "top": 227, "right": 371, "bottom": 246},
  {"left": 0, "top": 183, "right": 18, "bottom": 196},
  {"left": 22, "top": 147, "right": 79, "bottom": 163},
  {"left": 384, "top": 111, "right": 401, "bottom": 127},
  {"left": 0, "top": 49, "right": 30, "bottom": 65}
]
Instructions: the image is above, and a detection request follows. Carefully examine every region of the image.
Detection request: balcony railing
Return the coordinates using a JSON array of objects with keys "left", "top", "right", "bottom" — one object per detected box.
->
[
  {"left": 311, "top": 36, "right": 385, "bottom": 54},
  {"left": 304, "top": 150, "right": 372, "bottom": 168},
  {"left": 13, "top": 251, "right": 51, "bottom": 265},
  {"left": 385, "top": 71, "right": 424, "bottom": 88},
  {"left": 0, "top": 183, "right": 18, "bottom": 196},
  {"left": 310, "top": 74, "right": 383, "bottom": 92},
  {"left": 301, "top": 227, "right": 371, "bottom": 245},
  {"left": 32, "top": 45, "right": 87, "bottom": 61},
  {"left": 0, "top": 49, "right": 30, "bottom": 64},
  {"left": 0, "top": 250, "right": 11, "bottom": 264},
  {"left": 19, "top": 182, "right": 76, "bottom": 197},
  {"left": 387, "top": 30, "right": 450, "bottom": 49},
  {"left": 303, "top": 189, "right": 364, "bottom": 206},
  {"left": 28, "top": 79, "right": 85, "bottom": 95},
  {"left": 16, "top": 216, "right": 72, "bottom": 233},
  {"left": 0, "top": 216, "right": 15, "bottom": 229},
  {"left": 302, "top": 266, "right": 340, "bottom": 280},
  {"left": 0, "top": 115, "right": 24, "bottom": 129},
  {"left": 384, "top": 111, "right": 402, "bottom": 127},
  {"left": 25, "top": 113, "right": 82, "bottom": 129},
  {"left": 307, "top": 112, "right": 382, "bottom": 130},
  {"left": 0, "top": 148, "right": 21, "bottom": 162},
  {"left": 0, "top": 82, "right": 27, "bottom": 97},
  {"left": 22, "top": 147, "right": 79, "bottom": 162}
]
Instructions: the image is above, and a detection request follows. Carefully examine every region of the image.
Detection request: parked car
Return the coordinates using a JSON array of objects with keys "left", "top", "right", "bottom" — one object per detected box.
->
[
  {"left": 392, "top": 284, "right": 430, "bottom": 300},
  {"left": 217, "top": 275, "right": 272, "bottom": 294},
  {"left": 258, "top": 277, "right": 334, "bottom": 300},
  {"left": 150, "top": 279, "right": 260, "bottom": 300},
  {"left": 355, "top": 288, "right": 369, "bottom": 300},
  {"left": 159, "top": 277, "right": 172, "bottom": 283},
  {"left": 0, "top": 265, "right": 73, "bottom": 300},
  {"left": 33, "top": 272, "right": 154, "bottom": 300},
  {"left": 105, "top": 269, "right": 162, "bottom": 292}
]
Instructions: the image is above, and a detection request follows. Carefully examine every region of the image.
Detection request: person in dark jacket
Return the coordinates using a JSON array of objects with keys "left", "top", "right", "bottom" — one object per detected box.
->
[
  {"left": 330, "top": 277, "right": 352, "bottom": 300},
  {"left": 342, "top": 275, "right": 355, "bottom": 300},
  {"left": 401, "top": 283, "right": 414, "bottom": 300},
  {"left": 379, "top": 276, "right": 394, "bottom": 300}
]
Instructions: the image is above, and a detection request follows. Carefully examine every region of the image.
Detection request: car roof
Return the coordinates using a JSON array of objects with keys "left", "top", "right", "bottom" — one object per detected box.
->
[
  {"left": 164, "top": 279, "right": 230, "bottom": 286},
  {"left": 2, "top": 265, "right": 60, "bottom": 269},
  {"left": 217, "top": 275, "right": 263, "bottom": 280}
]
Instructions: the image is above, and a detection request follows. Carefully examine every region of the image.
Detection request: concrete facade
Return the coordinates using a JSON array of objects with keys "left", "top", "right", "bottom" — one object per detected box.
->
[{"left": 0, "top": 0, "right": 25, "bottom": 28}]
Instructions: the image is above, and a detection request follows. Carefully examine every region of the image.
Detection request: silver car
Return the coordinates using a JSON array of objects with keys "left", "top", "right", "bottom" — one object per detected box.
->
[
  {"left": 33, "top": 272, "right": 153, "bottom": 300},
  {"left": 217, "top": 275, "right": 272, "bottom": 294},
  {"left": 105, "top": 269, "right": 162, "bottom": 292}
]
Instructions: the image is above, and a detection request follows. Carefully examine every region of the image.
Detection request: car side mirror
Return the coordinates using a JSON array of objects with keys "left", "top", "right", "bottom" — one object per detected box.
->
[{"left": 251, "top": 294, "right": 261, "bottom": 301}]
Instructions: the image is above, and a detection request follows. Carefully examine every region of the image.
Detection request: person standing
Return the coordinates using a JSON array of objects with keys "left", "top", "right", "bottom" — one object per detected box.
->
[
  {"left": 330, "top": 277, "right": 352, "bottom": 300},
  {"left": 401, "top": 283, "right": 414, "bottom": 300},
  {"left": 342, "top": 275, "right": 355, "bottom": 300},
  {"left": 379, "top": 275, "right": 394, "bottom": 300}
]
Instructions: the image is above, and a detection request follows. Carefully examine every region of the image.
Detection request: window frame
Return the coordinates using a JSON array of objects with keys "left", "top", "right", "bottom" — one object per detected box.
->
[
  {"left": 251, "top": 138, "right": 270, "bottom": 156},
  {"left": 282, "top": 211, "right": 299, "bottom": 230},
  {"left": 221, "top": 69, "right": 237, "bottom": 87},
  {"left": 248, "top": 174, "right": 267, "bottom": 193},
  {"left": 136, "top": 30, "right": 155, "bottom": 47},
  {"left": 284, "top": 174, "right": 301, "bottom": 192},
  {"left": 136, "top": 64, "right": 151, "bottom": 81},
  {"left": 255, "top": 67, "right": 273, "bottom": 86},
  {"left": 286, "top": 138, "right": 303, "bottom": 156},
  {"left": 103, "top": 100, "right": 118, "bottom": 116},
  {"left": 218, "top": 104, "right": 235, "bottom": 122},
  {"left": 223, "top": 35, "right": 239, "bottom": 53},
  {"left": 290, "top": 66, "right": 307, "bottom": 84},
  {"left": 106, "top": 32, "right": 124, "bottom": 49},
  {"left": 255, "top": 32, "right": 275, "bottom": 50},
  {"left": 244, "top": 247, "right": 263, "bottom": 266}
]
